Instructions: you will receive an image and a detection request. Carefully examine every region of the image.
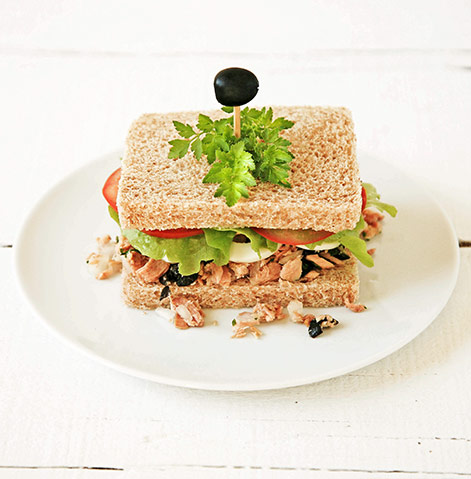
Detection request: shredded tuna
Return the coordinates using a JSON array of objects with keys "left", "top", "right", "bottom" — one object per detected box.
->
[
  {"left": 273, "top": 244, "right": 297, "bottom": 262},
  {"left": 231, "top": 319, "right": 262, "bottom": 339},
  {"left": 196, "top": 263, "right": 209, "bottom": 285},
  {"left": 249, "top": 260, "right": 281, "bottom": 285},
  {"left": 305, "top": 254, "right": 335, "bottom": 269},
  {"left": 170, "top": 296, "right": 205, "bottom": 328},
  {"left": 236, "top": 311, "right": 255, "bottom": 322},
  {"left": 287, "top": 300, "right": 340, "bottom": 330},
  {"left": 174, "top": 314, "right": 189, "bottom": 330},
  {"left": 253, "top": 302, "right": 285, "bottom": 323},
  {"left": 204, "top": 263, "right": 232, "bottom": 286},
  {"left": 302, "top": 314, "right": 317, "bottom": 327},
  {"left": 228, "top": 262, "right": 249, "bottom": 280},
  {"left": 317, "top": 315, "right": 339, "bottom": 329},
  {"left": 301, "top": 270, "right": 320, "bottom": 282},
  {"left": 127, "top": 250, "right": 148, "bottom": 272},
  {"left": 278, "top": 249, "right": 303, "bottom": 265},
  {"left": 287, "top": 300, "right": 304, "bottom": 323},
  {"left": 363, "top": 208, "right": 384, "bottom": 224},
  {"left": 135, "top": 259, "right": 170, "bottom": 283},
  {"left": 344, "top": 298, "right": 367, "bottom": 313},
  {"left": 231, "top": 303, "right": 284, "bottom": 338},
  {"left": 280, "top": 256, "right": 303, "bottom": 282},
  {"left": 362, "top": 208, "right": 384, "bottom": 240},
  {"left": 87, "top": 235, "right": 122, "bottom": 280},
  {"left": 319, "top": 252, "right": 344, "bottom": 266}
]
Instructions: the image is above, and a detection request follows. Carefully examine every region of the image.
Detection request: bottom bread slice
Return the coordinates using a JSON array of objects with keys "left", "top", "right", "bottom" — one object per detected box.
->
[{"left": 122, "top": 258, "right": 359, "bottom": 310}]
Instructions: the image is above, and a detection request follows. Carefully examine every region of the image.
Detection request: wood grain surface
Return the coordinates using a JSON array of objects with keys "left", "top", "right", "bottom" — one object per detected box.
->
[{"left": 1, "top": 1, "right": 470, "bottom": 477}]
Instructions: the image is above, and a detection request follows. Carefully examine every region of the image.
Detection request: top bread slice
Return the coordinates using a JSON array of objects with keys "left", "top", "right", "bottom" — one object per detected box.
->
[{"left": 118, "top": 106, "right": 361, "bottom": 233}]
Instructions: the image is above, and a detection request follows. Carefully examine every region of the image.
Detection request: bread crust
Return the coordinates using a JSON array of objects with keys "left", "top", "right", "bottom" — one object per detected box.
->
[
  {"left": 122, "top": 258, "right": 359, "bottom": 310},
  {"left": 118, "top": 106, "right": 361, "bottom": 233}
]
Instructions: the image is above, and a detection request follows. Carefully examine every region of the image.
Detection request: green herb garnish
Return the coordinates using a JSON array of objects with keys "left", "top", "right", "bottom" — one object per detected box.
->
[{"left": 169, "top": 107, "right": 294, "bottom": 206}]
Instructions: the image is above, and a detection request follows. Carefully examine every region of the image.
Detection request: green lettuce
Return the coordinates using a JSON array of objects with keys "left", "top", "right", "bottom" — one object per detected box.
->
[
  {"left": 304, "top": 215, "right": 374, "bottom": 267},
  {"left": 363, "top": 182, "right": 397, "bottom": 217},
  {"left": 109, "top": 180, "right": 396, "bottom": 272},
  {"left": 109, "top": 207, "right": 276, "bottom": 275},
  {"left": 303, "top": 182, "right": 397, "bottom": 267}
]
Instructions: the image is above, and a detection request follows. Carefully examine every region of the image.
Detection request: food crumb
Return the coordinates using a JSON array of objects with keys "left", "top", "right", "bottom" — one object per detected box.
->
[{"left": 87, "top": 234, "right": 122, "bottom": 280}]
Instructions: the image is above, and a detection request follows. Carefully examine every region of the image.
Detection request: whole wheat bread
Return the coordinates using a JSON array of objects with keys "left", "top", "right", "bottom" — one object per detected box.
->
[
  {"left": 122, "top": 258, "right": 359, "bottom": 310},
  {"left": 118, "top": 106, "right": 361, "bottom": 233}
]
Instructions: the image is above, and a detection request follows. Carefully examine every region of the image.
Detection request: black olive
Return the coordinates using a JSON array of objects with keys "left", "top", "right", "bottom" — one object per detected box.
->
[
  {"left": 159, "top": 263, "right": 198, "bottom": 287},
  {"left": 166, "top": 264, "right": 181, "bottom": 282},
  {"left": 159, "top": 286, "right": 170, "bottom": 301},
  {"left": 175, "top": 273, "right": 198, "bottom": 287},
  {"left": 300, "top": 250, "right": 321, "bottom": 277},
  {"left": 214, "top": 68, "right": 259, "bottom": 107},
  {"left": 308, "top": 319, "right": 323, "bottom": 338},
  {"left": 328, "top": 247, "right": 350, "bottom": 261},
  {"left": 160, "top": 263, "right": 179, "bottom": 285},
  {"left": 301, "top": 259, "right": 315, "bottom": 277}
]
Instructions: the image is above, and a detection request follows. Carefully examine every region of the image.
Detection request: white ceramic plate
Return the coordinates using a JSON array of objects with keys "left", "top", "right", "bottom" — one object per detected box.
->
[{"left": 14, "top": 152, "right": 459, "bottom": 391}]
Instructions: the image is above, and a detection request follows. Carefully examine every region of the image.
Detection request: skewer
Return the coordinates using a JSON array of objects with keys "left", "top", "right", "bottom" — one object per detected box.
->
[{"left": 234, "top": 106, "right": 241, "bottom": 138}]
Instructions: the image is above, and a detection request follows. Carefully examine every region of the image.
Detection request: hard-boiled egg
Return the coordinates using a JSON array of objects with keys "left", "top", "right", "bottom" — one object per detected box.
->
[
  {"left": 229, "top": 242, "right": 279, "bottom": 263},
  {"left": 299, "top": 240, "right": 340, "bottom": 252},
  {"left": 161, "top": 242, "right": 278, "bottom": 265}
]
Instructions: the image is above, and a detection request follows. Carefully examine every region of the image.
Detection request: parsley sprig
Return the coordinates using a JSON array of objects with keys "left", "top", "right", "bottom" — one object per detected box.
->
[{"left": 168, "top": 107, "right": 294, "bottom": 206}]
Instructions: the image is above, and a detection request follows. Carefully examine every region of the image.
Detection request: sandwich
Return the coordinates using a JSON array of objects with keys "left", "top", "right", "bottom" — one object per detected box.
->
[{"left": 101, "top": 105, "right": 396, "bottom": 328}]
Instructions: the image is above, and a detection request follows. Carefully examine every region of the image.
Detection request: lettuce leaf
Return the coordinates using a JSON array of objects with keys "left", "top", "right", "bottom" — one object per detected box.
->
[
  {"left": 109, "top": 207, "right": 276, "bottom": 275},
  {"left": 304, "top": 215, "right": 374, "bottom": 268},
  {"left": 363, "top": 182, "right": 397, "bottom": 217},
  {"left": 108, "top": 180, "right": 395, "bottom": 272}
]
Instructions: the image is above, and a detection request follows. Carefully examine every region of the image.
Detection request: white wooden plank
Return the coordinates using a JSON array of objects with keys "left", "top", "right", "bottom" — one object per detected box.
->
[
  {"left": 2, "top": 4, "right": 471, "bottom": 473},
  {"left": 1, "top": 0, "right": 470, "bottom": 53},
  {"left": 1, "top": 248, "right": 470, "bottom": 474},
  {"left": 0, "top": 468, "right": 470, "bottom": 479}
]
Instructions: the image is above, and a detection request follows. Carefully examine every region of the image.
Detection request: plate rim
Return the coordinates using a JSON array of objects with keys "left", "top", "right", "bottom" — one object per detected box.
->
[{"left": 13, "top": 150, "right": 461, "bottom": 391}]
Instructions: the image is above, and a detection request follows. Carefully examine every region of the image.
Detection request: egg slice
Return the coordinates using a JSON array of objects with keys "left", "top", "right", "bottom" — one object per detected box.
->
[
  {"left": 299, "top": 240, "right": 340, "bottom": 252},
  {"left": 229, "top": 242, "right": 279, "bottom": 263},
  {"left": 161, "top": 242, "right": 278, "bottom": 265}
]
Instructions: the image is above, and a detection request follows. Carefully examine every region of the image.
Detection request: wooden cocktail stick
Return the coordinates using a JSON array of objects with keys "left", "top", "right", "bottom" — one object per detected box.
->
[{"left": 234, "top": 106, "right": 241, "bottom": 138}]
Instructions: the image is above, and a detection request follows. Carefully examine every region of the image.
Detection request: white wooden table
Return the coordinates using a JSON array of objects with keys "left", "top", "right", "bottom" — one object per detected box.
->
[{"left": 1, "top": 2, "right": 471, "bottom": 477}]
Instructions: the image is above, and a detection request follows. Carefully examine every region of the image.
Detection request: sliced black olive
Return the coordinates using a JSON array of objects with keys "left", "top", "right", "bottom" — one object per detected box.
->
[
  {"left": 159, "top": 264, "right": 179, "bottom": 285},
  {"left": 159, "top": 286, "right": 170, "bottom": 301},
  {"left": 214, "top": 68, "right": 259, "bottom": 107},
  {"left": 159, "top": 263, "right": 199, "bottom": 287},
  {"left": 166, "top": 263, "right": 181, "bottom": 282},
  {"left": 175, "top": 273, "right": 198, "bottom": 286},
  {"left": 308, "top": 319, "right": 323, "bottom": 338},
  {"left": 301, "top": 259, "right": 314, "bottom": 277},
  {"left": 328, "top": 247, "right": 350, "bottom": 261},
  {"left": 300, "top": 250, "right": 321, "bottom": 277}
]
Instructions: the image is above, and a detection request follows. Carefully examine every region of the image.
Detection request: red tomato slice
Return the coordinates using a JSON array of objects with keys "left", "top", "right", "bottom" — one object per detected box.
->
[
  {"left": 142, "top": 228, "right": 204, "bottom": 238},
  {"left": 361, "top": 186, "right": 367, "bottom": 211},
  {"left": 253, "top": 228, "right": 333, "bottom": 246},
  {"left": 102, "top": 167, "right": 121, "bottom": 212},
  {"left": 102, "top": 168, "right": 203, "bottom": 238}
]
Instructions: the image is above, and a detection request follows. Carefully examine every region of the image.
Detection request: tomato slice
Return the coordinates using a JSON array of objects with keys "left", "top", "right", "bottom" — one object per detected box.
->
[
  {"left": 102, "top": 168, "right": 203, "bottom": 238},
  {"left": 253, "top": 228, "right": 333, "bottom": 246},
  {"left": 142, "top": 228, "right": 204, "bottom": 238},
  {"left": 102, "top": 167, "right": 121, "bottom": 212},
  {"left": 361, "top": 186, "right": 367, "bottom": 211}
]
